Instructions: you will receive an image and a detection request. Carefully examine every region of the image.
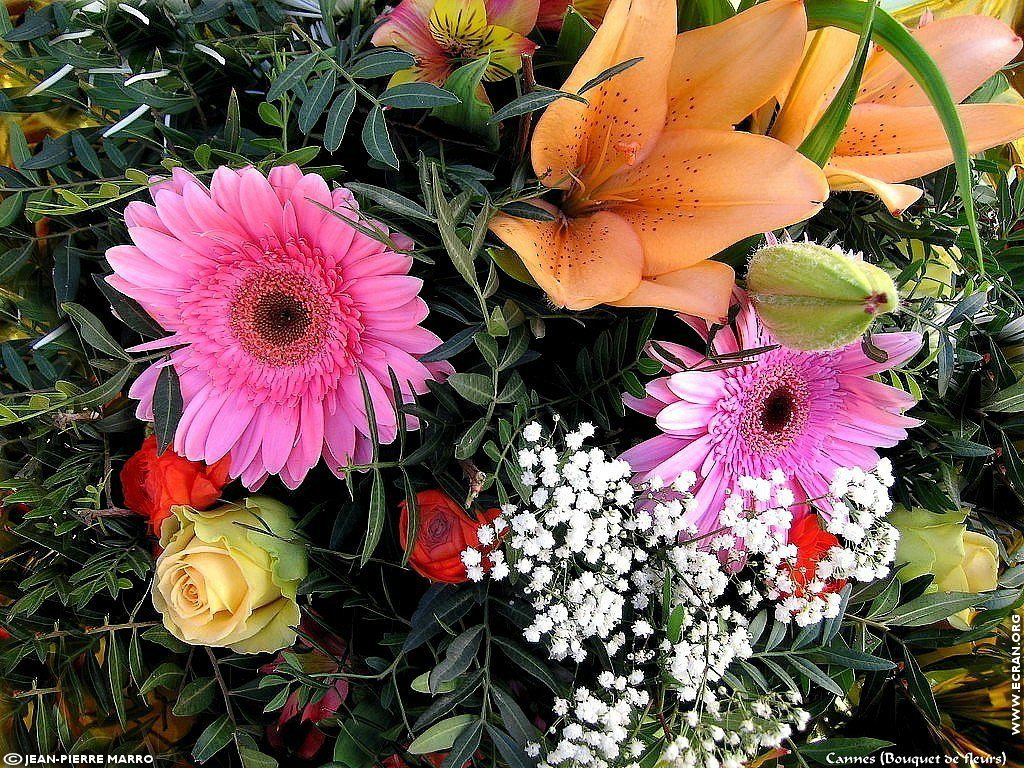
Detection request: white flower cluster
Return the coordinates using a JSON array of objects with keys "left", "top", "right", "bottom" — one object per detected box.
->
[
  {"left": 528, "top": 684, "right": 649, "bottom": 768},
  {"left": 460, "top": 515, "right": 509, "bottom": 582},
  {"left": 498, "top": 422, "right": 693, "bottom": 663},
  {"left": 659, "top": 690, "right": 810, "bottom": 768},
  {"left": 708, "top": 464, "right": 899, "bottom": 627},
  {"left": 664, "top": 532, "right": 754, "bottom": 701}
]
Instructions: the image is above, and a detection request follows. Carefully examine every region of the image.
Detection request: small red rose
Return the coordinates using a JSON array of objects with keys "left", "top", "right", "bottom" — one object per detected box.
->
[
  {"left": 782, "top": 513, "right": 847, "bottom": 598},
  {"left": 399, "top": 490, "right": 501, "bottom": 584},
  {"left": 120, "top": 435, "right": 231, "bottom": 536}
]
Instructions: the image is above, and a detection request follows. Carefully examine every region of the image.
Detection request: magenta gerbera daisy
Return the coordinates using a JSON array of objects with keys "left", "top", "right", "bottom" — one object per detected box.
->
[
  {"left": 621, "top": 289, "right": 922, "bottom": 533},
  {"left": 106, "top": 165, "right": 450, "bottom": 490}
]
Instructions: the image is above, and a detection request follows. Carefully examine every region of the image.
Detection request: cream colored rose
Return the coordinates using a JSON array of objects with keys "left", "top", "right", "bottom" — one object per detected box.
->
[
  {"left": 152, "top": 496, "right": 307, "bottom": 654},
  {"left": 890, "top": 506, "right": 1000, "bottom": 629}
]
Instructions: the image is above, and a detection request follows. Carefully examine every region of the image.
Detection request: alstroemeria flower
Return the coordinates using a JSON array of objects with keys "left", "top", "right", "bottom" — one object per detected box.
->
[
  {"left": 769, "top": 16, "right": 1024, "bottom": 214},
  {"left": 489, "top": 0, "right": 829, "bottom": 320},
  {"left": 371, "top": 0, "right": 540, "bottom": 86}
]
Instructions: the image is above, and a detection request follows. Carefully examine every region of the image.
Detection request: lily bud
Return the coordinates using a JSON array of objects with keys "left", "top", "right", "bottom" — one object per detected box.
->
[{"left": 746, "top": 242, "right": 899, "bottom": 351}]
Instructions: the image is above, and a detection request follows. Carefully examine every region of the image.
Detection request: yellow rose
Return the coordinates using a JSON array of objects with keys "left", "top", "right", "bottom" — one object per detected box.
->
[
  {"left": 890, "top": 506, "right": 1000, "bottom": 629},
  {"left": 153, "top": 496, "right": 307, "bottom": 654}
]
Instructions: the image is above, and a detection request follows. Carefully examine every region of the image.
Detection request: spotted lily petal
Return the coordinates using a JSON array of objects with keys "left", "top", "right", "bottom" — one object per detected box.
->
[
  {"left": 595, "top": 129, "right": 829, "bottom": 278},
  {"left": 530, "top": 0, "right": 677, "bottom": 189},
  {"left": 667, "top": 0, "right": 808, "bottom": 130},
  {"left": 489, "top": 204, "right": 644, "bottom": 309}
]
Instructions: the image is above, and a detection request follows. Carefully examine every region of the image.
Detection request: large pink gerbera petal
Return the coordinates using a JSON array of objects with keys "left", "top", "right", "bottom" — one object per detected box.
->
[
  {"left": 107, "top": 165, "right": 451, "bottom": 489},
  {"left": 621, "top": 289, "right": 922, "bottom": 534}
]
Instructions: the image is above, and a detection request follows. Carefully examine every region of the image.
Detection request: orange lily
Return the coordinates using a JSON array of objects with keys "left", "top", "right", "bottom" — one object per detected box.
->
[
  {"left": 489, "top": 0, "right": 829, "bottom": 320},
  {"left": 770, "top": 15, "right": 1024, "bottom": 214}
]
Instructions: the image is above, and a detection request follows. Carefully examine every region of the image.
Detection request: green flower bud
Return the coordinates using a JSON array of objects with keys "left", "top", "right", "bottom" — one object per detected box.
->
[{"left": 746, "top": 242, "right": 899, "bottom": 351}]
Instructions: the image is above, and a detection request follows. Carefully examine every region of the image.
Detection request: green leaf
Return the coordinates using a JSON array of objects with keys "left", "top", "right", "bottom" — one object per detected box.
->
[
  {"left": 225, "top": 89, "right": 241, "bottom": 149},
  {"left": 432, "top": 57, "right": 500, "bottom": 147},
  {"left": 346, "top": 182, "right": 433, "bottom": 222},
  {"left": 361, "top": 469, "right": 386, "bottom": 566},
  {"left": 361, "top": 106, "right": 399, "bottom": 169},
  {"left": 348, "top": 49, "right": 416, "bottom": 78},
  {"left": 0, "top": 191, "right": 23, "bottom": 227},
  {"left": 192, "top": 714, "right": 234, "bottom": 762},
  {"left": 487, "top": 89, "right": 585, "bottom": 124},
  {"left": 258, "top": 101, "right": 285, "bottom": 128},
  {"left": 901, "top": 644, "right": 940, "bottom": 724},
  {"left": 798, "top": 0, "right": 877, "bottom": 166},
  {"left": 381, "top": 82, "right": 460, "bottom": 109},
  {"left": 411, "top": 671, "right": 458, "bottom": 695},
  {"left": 492, "top": 637, "right": 560, "bottom": 693},
  {"left": 140, "top": 662, "right": 184, "bottom": 695},
  {"left": 448, "top": 372, "right": 493, "bottom": 406},
  {"left": 299, "top": 70, "right": 338, "bottom": 133},
  {"left": 152, "top": 364, "right": 183, "bottom": 454},
  {"left": 324, "top": 87, "right": 357, "bottom": 153},
  {"left": 172, "top": 677, "right": 216, "bottom": 716},
  {"left": 2, "top": 343, "right": 31, "bottom": 388},
  {"left": 487, "top": 725, "right": 537, "bottom": 768},
  {"left": 805, "top": 647, "right": 895, "bottom": 671},
  {"left": 62, "top": 302, "right": 130, "bottom": 360},
  {"left": 805, "top": 0, "right": 982, "bottom": 259},
  {"left": 440, "top": 719, "right": 483, "bottom": 768},
  {"left": 881, "top": 590, "right": 985, "bottom": 626},
  {"left": 429, "top": 626, "right": 483, "bottom": 694},
  {"left": 578, "top": 57, "right": 642, "bottom": 95},
  {"left": 106, "top": 632, "right": 128, "bottom": 728},
  {"left": 408, "top": 714, "right": 477, "bottom": 754},
  {"left": 267, "top": 53, "right": 319, "bottom": 102},
  {"left": 787, "top": 655, "right": 844, "bottom": 696},
  {"left": 455, "top": 417, "right": 488, "bottom": 460},
  {"left": 556, "top": 7, "right": 596, "bottom": 64}
]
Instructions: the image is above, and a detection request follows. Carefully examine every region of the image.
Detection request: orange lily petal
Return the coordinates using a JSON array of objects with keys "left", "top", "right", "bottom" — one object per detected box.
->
[
  {"left": 608, "top": 260, "right": 735, "bottom": 320},
  {"left": 530, "top": 0, "right": 676, "bottom": 189},
  {"left": 489, "top": 204, "right": 644, "bottom": 309},
  {"left": 825, "top": 166, "right": 925, "bottom": 215},
  {"left": 771, "top": 27, "right": 859, "bottom": 148},
  {"left": 594, "top": 129, "right": 829, "bottom": 277},
  {"left": 858, "top": 16, "right": 1022, "bottom": 107},
  {"left": 666, "top": 0, "right": 808, "bottom": 130},
  {"left": 832, "top": 101, "right": 1024, "bottom": 182}
]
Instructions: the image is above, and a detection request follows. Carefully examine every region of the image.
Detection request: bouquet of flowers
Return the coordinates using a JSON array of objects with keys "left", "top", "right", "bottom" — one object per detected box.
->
[{"left": 0, "top": 0, "right": 1022, "bottom": 765}]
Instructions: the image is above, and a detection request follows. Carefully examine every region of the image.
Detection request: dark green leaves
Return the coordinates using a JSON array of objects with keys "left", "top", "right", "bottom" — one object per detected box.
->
[
  {"left": 153, "top": 364, "right": 183, "bottom": 454},
  {"left": 362, "top": 106, "right": 399, "bottom": 169}
]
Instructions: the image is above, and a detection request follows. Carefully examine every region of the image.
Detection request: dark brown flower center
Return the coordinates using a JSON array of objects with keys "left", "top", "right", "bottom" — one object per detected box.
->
[
  {"left": 252, "top": 292, "right": 311, "bottom": 347},
  {"left": 761, "top": 387, "right": 795, "bottom": 433},
  {"left": 230, "top": 270, "right": 329, "bottom": 367}
]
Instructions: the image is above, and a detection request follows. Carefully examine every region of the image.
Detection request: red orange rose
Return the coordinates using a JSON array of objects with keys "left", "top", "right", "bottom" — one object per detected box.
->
[
  {"left": 781, "top": 514, "right": 846, "bottom": 598},
  {"left": 399, "top": 490, "right": 501, "bottom": 584},
  {"left": 120, "top": 435, "right": 231, "bottom": 536}
]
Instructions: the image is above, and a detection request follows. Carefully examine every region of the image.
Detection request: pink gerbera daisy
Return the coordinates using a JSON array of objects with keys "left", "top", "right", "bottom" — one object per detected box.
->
[
  {"left": 106, "top": 165, "right": 449, "bottom": 490},
  {"left": 621, "top": 290, "right": 922, "bottom": 533}
]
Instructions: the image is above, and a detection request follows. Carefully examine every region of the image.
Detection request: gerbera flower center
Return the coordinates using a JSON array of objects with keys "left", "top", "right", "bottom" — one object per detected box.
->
[
  {"left": 739, "top": 366, "right": 810, "bottom": 456},
  {"left": 230, "top": 270, "right": 330, "bottom": 367}
]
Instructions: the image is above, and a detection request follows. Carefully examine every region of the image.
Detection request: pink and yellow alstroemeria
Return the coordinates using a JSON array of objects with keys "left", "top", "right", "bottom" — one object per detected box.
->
[
  {"left": 770, "top": 15, "right": 1024, "bottom": 214},
  {"left": 371, "top": 0, "right": 539, "bottom": 86},
  {"left": 489, "top": 0, "right": 829, "bottom": 320}
]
